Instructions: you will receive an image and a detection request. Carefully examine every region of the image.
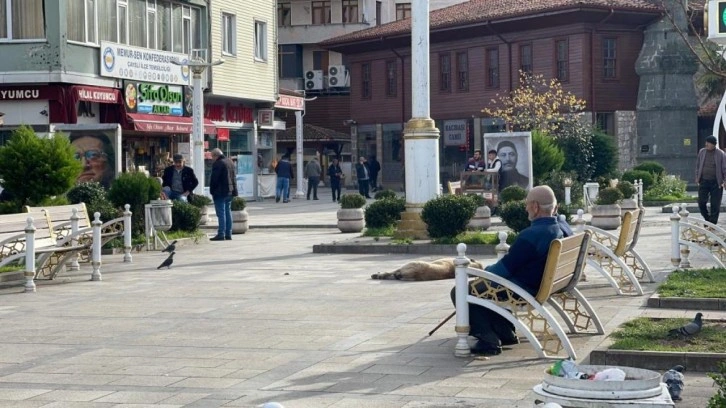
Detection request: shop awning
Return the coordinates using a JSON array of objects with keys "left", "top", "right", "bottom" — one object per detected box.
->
[{"left": 126, "top": 113, "right": 217, "bottom": 134}]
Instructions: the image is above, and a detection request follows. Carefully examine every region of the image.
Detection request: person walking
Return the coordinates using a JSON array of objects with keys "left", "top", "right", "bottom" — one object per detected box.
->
[
  {"left": 368, "top": 155, "right": 381, "bottom": 192},
  {"left": 275, "top": 155, "right": 294, "bottom": 203},
  {"left": 209, "top": 148, "right": 238, "bottom": 241},
  {"left": 355, "top": 156, "right": 372, "bottom": 199},
  {"left": 328, "top": 158, "right": 343, "bottom": 202},
  {"left": 304, "top": 157, "right": 322, "bottom": 200},
  {"left": 161, "top": 154, "right": 199, "bottom": 202},
  {"left": 695, "top": 135, "right": 726, "bottom": 224}
]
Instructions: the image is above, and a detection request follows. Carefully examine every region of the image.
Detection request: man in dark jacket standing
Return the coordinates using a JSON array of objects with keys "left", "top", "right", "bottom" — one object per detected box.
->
[
  {"left": 355, "top": 156, "right": 372, "bottom": 198},
  {"left": 368, "top": 155, "right": 381, "bottom": 192},
  {"left": 696, "top": 135, "right": 726, "bottom": 224},
  {"left": 161, "top": 154, "right": 199, "bottom": 201},
  {"left": 209, "top": 148, "right": 237, "bottom": 241},
  {"left": 275, "top": 155, "right": 294, "bottom": 203}
]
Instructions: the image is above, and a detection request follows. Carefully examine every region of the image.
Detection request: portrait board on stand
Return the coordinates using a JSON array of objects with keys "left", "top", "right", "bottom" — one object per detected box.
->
[
  {"left": 483, "top": 131, "right": 533, "bottom": 191},
  {"left": 52, "top": 123, "right": 122, "bottom": 189}
]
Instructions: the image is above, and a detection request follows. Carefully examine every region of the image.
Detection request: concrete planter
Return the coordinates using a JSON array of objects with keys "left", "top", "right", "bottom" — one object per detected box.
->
[
  {"left": 591, "top": 204, "right": 621, "bottom": 230},
  {"left": 231, "top": 209, "right": 248, "bottom": 234},
  {"left": 198, "top": 205, "right": 209, "bottom": 225},
  {"left": 337, "top": 208, "right": 365, "bottom": 233},
  {"left": 620, "top": 198, "right": 638, "bottom": 217},
  {"left": 467, "top": 206, "right": 491, "bottom": 231}
]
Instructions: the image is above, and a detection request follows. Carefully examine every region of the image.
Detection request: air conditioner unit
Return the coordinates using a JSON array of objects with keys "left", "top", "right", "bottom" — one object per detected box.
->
[
  {"left": 304, "top": 70, "right": 324, "bottom": 90},
  {"left": 328, "top": 65, "right": 348, "bottom": 87}
]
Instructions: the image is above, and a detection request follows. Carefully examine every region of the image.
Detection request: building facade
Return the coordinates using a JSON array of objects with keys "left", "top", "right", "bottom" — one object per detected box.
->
[{"left": 321, "top": 0, "right": 698, "bottom": 189}]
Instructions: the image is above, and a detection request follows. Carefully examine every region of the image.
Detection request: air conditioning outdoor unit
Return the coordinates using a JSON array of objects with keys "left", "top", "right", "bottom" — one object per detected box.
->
[
  {"left": 305, "top": 70, "right": 324, "bottom": 90},
  {"left": 328, "top": 65, "right": 348, "bottom": 87}
]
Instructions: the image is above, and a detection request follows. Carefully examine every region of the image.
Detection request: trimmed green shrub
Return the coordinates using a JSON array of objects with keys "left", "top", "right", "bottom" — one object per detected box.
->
[
  {"left": 556, "top": 203, "right": 576, "bottom": 224},
  {"left": 499, "top": 200, "right": 529, "bottom": 233},
  {"left": 39, "top": 196, "right": 70, "bottom": 206},
  {"left": 231, "top": 196, "right": 246, "bottom": 211},
  {"left": 466, "top": 193, "right": 487, "bottom": 208},
  {"left": 374, "top": 189, "right": 397, "bottom": 200},
  {"left": 364, "top": 197, "right": 405, "bottom": 228},
  {"left": 597, "top": 187, "right": 624, "bottom": 205},
  {"left": 421, "top": 195, "right": 477, "bottom": 238},
  {"left": 531, "top": 129, "right": 564, "bottom": 183},
  {"left": 340, "top": 193, "right": 366, "bottom": 209},
  {"left": 188, "top": 194, "right": 212, "bottom": 208},
  {"left": 108, "top": 172, "right": 161, "bottom": 235},
  {"left": 554, "top": 121, "right": 594, "bottom": 182},
  {"left": 0, "top": 126, "right": 82, "bottom": 207},
  {"left": 500, "top": 185, "right": 527, "bottom": 204},
  {"left": 616, "top": 181, "right": 637, "bottom": 199},
  {"left": 170, "top": 200, "right": 201, "bottom": 232},
  {"left": 0, "top": 201, "right": 19, "bottom": 215},
  {"left": 622, "top": 170, "right": 655, "bottom": 191},
  {"left": 591, "top": 130, "right": 619, "bottom": 179},
  {"left": 88, "top": 198, "right": 122, "bottom": 223},
  {"left": 539, "top": 170, "right": 583, "bottom": 208},
  {"left": 67, "top": 182, "right": 107, "bottom": 205},
  {"left": 643, "top": 175, "right": 689, "bottom": 201},
  {"left": 633, "top": 161, "right": 666, "bottom": 181}
]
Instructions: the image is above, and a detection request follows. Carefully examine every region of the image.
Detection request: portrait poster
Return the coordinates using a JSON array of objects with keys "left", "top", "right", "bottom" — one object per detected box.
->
[
  {"left": 482, "top": 131, "right": 533, "bottom": 191},
  {"left": 52, "top": 123, "right": 122, "bottom": 189},
  {"left": 236, "top": 154, "right": 255, "bottom": 198}
]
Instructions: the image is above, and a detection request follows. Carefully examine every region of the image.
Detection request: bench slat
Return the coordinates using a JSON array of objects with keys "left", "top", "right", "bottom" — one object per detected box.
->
[
  {"left": 25, "top": 204, "right": 91, "bottom": 230},
  {"left": 536, "top": 233, "right": 587, "bottom": 303}
]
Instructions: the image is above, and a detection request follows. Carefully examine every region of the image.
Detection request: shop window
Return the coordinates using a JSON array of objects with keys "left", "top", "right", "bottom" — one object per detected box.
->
[
  {"left": 342, "top": 0, "right": 358, "bottom": 23},
  {"left": 278, "top": 44, "right": 302, "bottom": 78},
  {"left": 603, "top": 38, "right": 617, "bottom": 79},
  {"left": 396, "top": 3, "right": 411, "bottom": 20},
  {"left": 1, "top": 0, "right": 45, "bottom": 40},
  {"left": 277, "top": 1, "right": 291, "bottom": 27},
  {"left": 312, "top": 1, "right": 331, "bottom": 25},
  {"left": 254, "top": 20, "right": 267, "bottom": 61},
  {"left": 440, "top": 53, "right": 451, "bottom": 92},
  {"left": 520, "top": 43, "right": 532, "bottom": 75},
  {"left": 67, "top": 0, "right": 96, "bottom": 44},
  {"left": 222, "top": 13, "right": 236, "bottom": 56}
]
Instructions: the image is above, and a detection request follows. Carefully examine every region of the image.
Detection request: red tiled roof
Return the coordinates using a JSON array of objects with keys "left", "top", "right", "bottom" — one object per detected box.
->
[{"left": 321, "top": 0, "right": 661, "bottom": 47}]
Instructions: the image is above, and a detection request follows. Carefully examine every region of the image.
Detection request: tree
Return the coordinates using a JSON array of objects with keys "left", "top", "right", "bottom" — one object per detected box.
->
[
  {"left": 531, "top": 129, "right": 564, "bottom": 183},
  {"left": 0, "top": 126, "right": 81, "bottom": 210},
  {"left": 481, "top": 71, "right": 587, "bottom": 134}
]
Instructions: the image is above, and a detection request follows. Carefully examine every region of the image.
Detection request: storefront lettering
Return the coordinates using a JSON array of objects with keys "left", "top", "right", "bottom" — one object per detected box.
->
[
  {"left": 78, "top": 88, "right": 117, "bottom": 102},
  {"left": 204, "top": 104, "right": 253, "bottom": 123},
  {"left": 139, "top": 84, "right": 182, "bottom": 103},
  {"left": 0, "top": 89, "right": 40, "bottom": 100}
]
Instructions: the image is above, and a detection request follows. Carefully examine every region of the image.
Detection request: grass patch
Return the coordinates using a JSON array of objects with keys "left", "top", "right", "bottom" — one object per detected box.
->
[
  {"left": 432, "top": 231, "right": 517, "bottom": 245},
  {"left": 609, "top": 317, "right": 726, "bottom": 353},
  {"left": 0, "top": 264, "right": 22, "bottom": 274},
  {"left": 658, "top": 268, "right": 726, "bottom": 298},
  {"left": 363, "top": 225, "right": 395, "bottom": 237}
]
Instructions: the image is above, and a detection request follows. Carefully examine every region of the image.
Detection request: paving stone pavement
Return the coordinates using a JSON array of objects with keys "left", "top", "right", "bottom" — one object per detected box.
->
[{"left": 0, "top": 193, "right": 723, "bottom": 407}]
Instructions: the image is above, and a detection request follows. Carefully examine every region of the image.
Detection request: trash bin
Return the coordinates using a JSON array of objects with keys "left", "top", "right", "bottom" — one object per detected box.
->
[{"left": 147, "top": 200, "right": 173, "bottom": 231}]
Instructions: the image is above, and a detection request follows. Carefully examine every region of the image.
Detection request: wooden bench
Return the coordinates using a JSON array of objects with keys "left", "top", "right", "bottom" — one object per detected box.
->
[
  {"left": 447, "top": 181, "right": 462, "bottom": 195},
  {"left": 0, "top": 211, "right": 93, "bottom": 291},
  {"left": 581, "top": 208, "right": 654, "bottom": 296},
  {"left": 24, "top": 203, "right": 132, "bottom": 263},
  {"left": 453, "top": 231, "right": 603, "bottom": 360}
]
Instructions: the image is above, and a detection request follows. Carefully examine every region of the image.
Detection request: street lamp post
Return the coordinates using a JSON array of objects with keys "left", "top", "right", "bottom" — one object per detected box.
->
[{"left": 172, "top": 51, "right": 223, "bottom": 195}]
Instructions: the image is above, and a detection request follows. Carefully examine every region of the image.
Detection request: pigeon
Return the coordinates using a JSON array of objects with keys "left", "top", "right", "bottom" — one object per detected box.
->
[
  {"left": 157, "top": 252, "right": 175, "bottom": 269},
  {"left": 161, "top": 240, "right": 177, "bottom": 253},
  {"left": 668, "top": 313, "right": 703, "bottom": 337},
  {"left": 662, "top": 365, "right": 685, "bottom": 401}
]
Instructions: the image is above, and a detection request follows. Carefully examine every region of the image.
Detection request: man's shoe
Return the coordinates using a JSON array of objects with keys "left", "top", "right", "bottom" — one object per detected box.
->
[
  {"left": 307, "top": 197, "right": 310, "bottom": 200},
  {"left": 314, "top": 197, "right": 319, "bottom": 200},
  {"left": 210, "top": 235, "right": 225, "bottom": 241},
  {"left": 470, "top": 340, "right": 502, "bottom": 355},
  {"left": 283, "top": 200, "right": 290, "bottom": 203},
  {"left": 500, "top": 336, "right": 519, "bottom": 346},
  {"left": 275, "top": 196, "right": 280, "bottom": 203},
  {"left": 224, "top": 236, "right": 232, "bottom": 240}
]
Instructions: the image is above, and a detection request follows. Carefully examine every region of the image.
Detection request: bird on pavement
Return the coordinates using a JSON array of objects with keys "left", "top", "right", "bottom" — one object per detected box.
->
[
  {"left": 662, "top": 365, "right": 685, "bottom": 401},
  {"left": 668, "top": 312, "right": 703, "bottom": 337},
  {"left": 157, "top": 252, "right": 175, "bottom": 269},
  {"left": 162, "top": 240, "right": 177, "bottom": 253}
]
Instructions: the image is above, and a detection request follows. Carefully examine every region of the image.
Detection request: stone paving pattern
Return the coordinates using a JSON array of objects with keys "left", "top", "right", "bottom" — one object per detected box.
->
[{"left": 0, "top": 189, "right": 723, "bottom": 407}]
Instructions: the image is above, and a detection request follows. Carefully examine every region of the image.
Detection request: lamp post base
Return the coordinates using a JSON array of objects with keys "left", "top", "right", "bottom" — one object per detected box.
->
[{"left": 394, "top": 205, "right": 429, "bottom": 240}]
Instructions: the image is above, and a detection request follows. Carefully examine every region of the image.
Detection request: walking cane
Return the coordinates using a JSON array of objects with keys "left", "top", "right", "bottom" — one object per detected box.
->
[{"left": 428, "top": 311, "right": 456, "bottom": 336}]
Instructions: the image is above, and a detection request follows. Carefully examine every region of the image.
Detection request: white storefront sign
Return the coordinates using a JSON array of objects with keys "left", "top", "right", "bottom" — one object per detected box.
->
[
  {"left": 100, "top": 41, "right": 191, "bottom": 86},
  {"left": 443, "top": 119, "right": 467, "bottom": 146}
]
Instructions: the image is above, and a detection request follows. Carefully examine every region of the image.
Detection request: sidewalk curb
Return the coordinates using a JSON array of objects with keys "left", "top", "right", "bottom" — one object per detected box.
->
[
  {"left": 647, "top": 294, "right": 726, "bottom": 310},
  {"left": 589, "top": 349, "right": 724, "bottom": 372}
]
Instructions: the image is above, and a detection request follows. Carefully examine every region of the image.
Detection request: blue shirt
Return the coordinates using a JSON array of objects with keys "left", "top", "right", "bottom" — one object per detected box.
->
[{"left": 485, "top": 217, "right": 563, "bottom": 294}]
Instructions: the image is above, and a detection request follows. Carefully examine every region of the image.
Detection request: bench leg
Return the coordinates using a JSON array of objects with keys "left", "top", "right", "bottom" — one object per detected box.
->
[
  {"left": 587, "top": 245, "right": 643, "bottom": 296},
  {"left": 624, "top": 249, "right": 654, "bottom": 283},
  {"left": 548, "top": 290, "right": 604, "bottom": 335}
]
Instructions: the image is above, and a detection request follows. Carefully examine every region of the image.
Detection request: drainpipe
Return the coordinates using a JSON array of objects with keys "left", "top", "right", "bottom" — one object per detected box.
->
[
  {"left": 486, "top": 22, "right": 513, "bottom": 93},
  {"left": 591, "top": 9, "right": 615, "bottom": 124}
]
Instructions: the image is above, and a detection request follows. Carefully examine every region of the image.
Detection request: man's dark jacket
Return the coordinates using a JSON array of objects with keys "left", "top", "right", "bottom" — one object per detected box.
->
[
  {"left": 210, "top": 155, "right": 238, "bottom": 198},
  {"left": 162, "top": 165, "right": 199, "bottom": 195}
]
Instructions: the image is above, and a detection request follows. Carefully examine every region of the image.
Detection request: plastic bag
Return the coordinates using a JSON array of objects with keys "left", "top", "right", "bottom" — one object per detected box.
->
[{"left": 593, "top": 368, "right": 626, "bottom": 381}]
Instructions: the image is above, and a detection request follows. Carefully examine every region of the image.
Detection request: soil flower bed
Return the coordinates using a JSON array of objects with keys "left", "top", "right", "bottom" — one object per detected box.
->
[
  {"left": 658, "top": 268, "right": 726, "bottom": 298},
  {"left": 609, "top": 317, "right": 726, "bottom": 353}
]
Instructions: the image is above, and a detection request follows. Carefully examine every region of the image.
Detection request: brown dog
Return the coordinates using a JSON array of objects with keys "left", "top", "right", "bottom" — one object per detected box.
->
[{"left": 371, "top": 257, "right": 484, "bottom": 281}]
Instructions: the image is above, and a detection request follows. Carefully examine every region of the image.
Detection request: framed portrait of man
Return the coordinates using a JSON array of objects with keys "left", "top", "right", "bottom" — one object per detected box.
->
[
  {"left": 52, "top": 123, "right": 122, "bottom": 189},
  {"left": 483, "top": 131, "right": 533, "bottom": 191}
]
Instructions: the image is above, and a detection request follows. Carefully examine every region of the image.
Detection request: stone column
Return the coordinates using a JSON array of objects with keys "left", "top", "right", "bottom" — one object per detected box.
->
[
  {"left": 635, "top": 0, "right": 698, "bottom": 177},
  {"left": 394, "top": 1, "right": 440, "bottom": 239}
]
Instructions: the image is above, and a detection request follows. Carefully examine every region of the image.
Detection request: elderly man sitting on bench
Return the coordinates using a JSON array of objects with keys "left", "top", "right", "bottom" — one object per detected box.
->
[{"left": 450, "top": 185, "right": 570, "bottom": 355}]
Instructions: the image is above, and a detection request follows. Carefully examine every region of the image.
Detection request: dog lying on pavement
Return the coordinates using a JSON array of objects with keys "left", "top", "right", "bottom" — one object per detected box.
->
[{"left": 371, "top": 257, "right": 484, "bottom": 281}]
